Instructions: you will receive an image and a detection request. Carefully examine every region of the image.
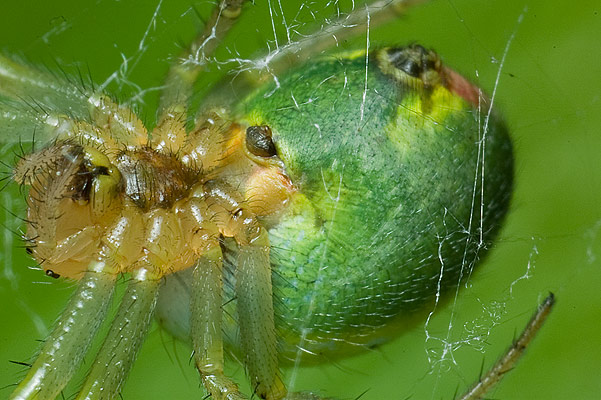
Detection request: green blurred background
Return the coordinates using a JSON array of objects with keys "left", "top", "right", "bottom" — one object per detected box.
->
[{"left": 0, "top": 0, "right": 599, "bottom": 399}]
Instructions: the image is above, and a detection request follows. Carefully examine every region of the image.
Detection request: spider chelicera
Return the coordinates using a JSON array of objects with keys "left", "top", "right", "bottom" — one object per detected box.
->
[{"left": 1, "top": 1, "right": 553, "bottom": 399}]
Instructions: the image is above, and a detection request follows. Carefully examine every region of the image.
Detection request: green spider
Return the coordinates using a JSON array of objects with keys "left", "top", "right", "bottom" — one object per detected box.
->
[{"left": 0, "top": 1, "right": 553, "bottom": 399}]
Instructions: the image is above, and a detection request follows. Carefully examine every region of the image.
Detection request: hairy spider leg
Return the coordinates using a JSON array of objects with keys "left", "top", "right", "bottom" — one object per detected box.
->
[
  {"left": 75, "top": 268, "right": 161, "bottom": 400},
  {"left": 236, "top": 227, "right": 283, "bottom": 399},
  {"left": 177, "top": 191, "right": 247, "bottom": 400},
  {"left": 155, "top": 0, "right": 289, "bottom": 397},
  {"left": 191, "top": 248, "right": 247, "bottom": 400},
  {"left": 459, "top": 294, "right": 556, "bottom": 400},
  {"left": 0, "top": 55, "right": 148, "bottom": 150},
  {"left": 196, "top": 0, "right": 429, "bottom": 105},
  {"left": 246, "top": 0, "right": 430, "bottom": 81},
  {"left": 9, "top": 261, "right": 116, "bottom": 400},
  {"left": 158, "top": 0, "right": 250, "bottom": 118}
]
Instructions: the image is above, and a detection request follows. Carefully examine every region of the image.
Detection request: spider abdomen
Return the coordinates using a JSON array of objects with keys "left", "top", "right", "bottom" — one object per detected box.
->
[{"left": 260, "top": 47, "right": 512, "bottom": 360}]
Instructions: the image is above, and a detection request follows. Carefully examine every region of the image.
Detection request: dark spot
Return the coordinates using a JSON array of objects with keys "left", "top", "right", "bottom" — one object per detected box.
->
[
  {"left": 45, "top": 269, "right": 61, "bottom": 279},
  {"left": 387, "top": 44, "right": 439, "bottom": 78},
  {"left": 70, "top": 156, "right": 114, "bottom": 203},
  {"left": 25, "top": 247, "right": 33, "bottom": 255},
  {"left": 93, "top": 166, "right": 110, "bottom": 176},
  {"left": 246, "top": 125, "right": 277, "bottom": 158}
]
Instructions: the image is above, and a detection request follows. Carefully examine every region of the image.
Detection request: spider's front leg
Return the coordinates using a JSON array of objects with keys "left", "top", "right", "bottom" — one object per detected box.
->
[{"left": 236, "top": 226, "right": 284, "bottom": 400}]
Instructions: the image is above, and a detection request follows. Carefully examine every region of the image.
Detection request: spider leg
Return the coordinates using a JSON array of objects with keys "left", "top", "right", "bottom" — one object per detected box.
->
[
  {"left": 191, "top": 247, "right": 247, "bottom": 400},
  {"left": 203, "top": 181, "right": 285, "bottom": 399},
  {"left": 200, "top": 0, "right": 429, "bottom": 107},
  {"left": 87, "top": 94, "right": 149, "bottom": 148},
  {"left": 0, "top": 55, "right": 147, "bottom": 149},
  {"left": 0, "top": 55, "right": 91, "bottom": 123},
  {"left": 179, "top": 192, "right": 248, "bottom": 399},
  {"left": 158, "top": 0, "right": 250, "bottom": 116},
  {"left": 264, "top": 0, "right": 429, "bottom": 78},
  {"left": 459, "top": 293, "right": 556, "bottom": 400},
  {"left": 75, "top": 267, "right": 161, "bottom": 400},
  {"left": 9, "top": 261, "right": 117, "bottom": 400},
  {"left": 236, "top": 226, "right": 286, "bottom": 399}
]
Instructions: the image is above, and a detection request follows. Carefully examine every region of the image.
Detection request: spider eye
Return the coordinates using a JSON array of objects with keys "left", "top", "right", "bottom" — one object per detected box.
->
[{"left": 245, "top": 125, "right": 277, "bottom": 158}]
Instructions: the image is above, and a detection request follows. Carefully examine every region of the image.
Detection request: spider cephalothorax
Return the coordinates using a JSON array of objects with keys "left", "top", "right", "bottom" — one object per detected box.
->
[{"left": 15, "top": 105, "right": 292, "bottom": 277}]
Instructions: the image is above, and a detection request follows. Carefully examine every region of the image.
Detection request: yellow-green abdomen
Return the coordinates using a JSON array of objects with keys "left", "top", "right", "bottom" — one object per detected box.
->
[{"left": 239, "top": 46, "right": 513, "bottom": 360}]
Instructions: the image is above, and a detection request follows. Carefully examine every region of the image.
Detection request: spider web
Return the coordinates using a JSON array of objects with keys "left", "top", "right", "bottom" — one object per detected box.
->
[{"left": 0, "top": 1, "right": 600, "bottom": 399}]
